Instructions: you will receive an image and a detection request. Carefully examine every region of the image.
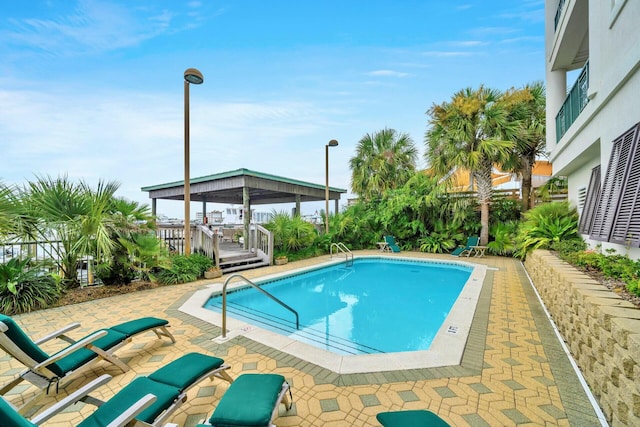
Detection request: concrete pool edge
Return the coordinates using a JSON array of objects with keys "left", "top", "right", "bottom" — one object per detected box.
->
[{"left": 178, "top": 254, "right": 489, "bottom": 374}]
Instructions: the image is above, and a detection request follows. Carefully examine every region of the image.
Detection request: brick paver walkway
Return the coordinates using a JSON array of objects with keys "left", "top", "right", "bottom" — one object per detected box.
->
[{"left": 0, "top": 252, "right": 602, "bottom": 426}]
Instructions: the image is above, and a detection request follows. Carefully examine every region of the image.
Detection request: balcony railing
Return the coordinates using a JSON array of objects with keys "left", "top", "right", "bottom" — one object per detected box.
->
[
  {"left": 555, "top": 61, "right": 589, "bottom": 142},
  {"left": 554, "top": 0, "right": 567, "bottom": 30}
]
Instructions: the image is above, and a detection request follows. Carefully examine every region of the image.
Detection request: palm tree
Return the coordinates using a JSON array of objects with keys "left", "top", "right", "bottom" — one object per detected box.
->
[
  {"left": 349, "top": 128, "right": 418, "bottom": 201},
  {"left": 425, "top": 86, "right": 519, "bottom": 245},
  {"left": 503, "top": 81, "right": 546, "bottom": 211},
  {"left": 20, "top": 176, "right": 120, "bottom": 287}
]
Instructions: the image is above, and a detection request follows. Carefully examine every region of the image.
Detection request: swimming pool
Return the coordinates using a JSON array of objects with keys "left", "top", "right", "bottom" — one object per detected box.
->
[
  {"left": 204, "top": 258, "right": 471, "bottom": 355},
  {"left": 179, "top": 255, "right": 487, "bottom": 374}
]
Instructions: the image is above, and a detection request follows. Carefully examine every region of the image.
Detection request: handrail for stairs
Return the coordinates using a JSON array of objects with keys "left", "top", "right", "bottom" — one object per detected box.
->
[
  {"left": 221, "top": 273, "right": 299, "bottom": 338},
  {"left": 330, "top": 242, "right": 353, "bottom": 266}
]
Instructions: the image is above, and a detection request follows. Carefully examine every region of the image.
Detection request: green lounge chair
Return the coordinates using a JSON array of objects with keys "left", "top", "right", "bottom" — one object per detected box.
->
[
  {"left": 384, "top": 235, "right": 401, "bottom": 253},
  {"left": 78, "top": 352, "right": 233, "bottom": 427},
  {"left": 450, "top": 236, "right": 479, "bottom": 257},
  {"left": 1, "top": 352, "right": 233, "bottom": 427},
  {"left": 377, "top": 410, "right": 450, "bottom": 426},
  {"left": 0, "top": 314, "right": 175, "bottom": 412},
  {"left": 196, "top": 373, "right": 292, "bottom": 427},
  {"left": 1, "top": 374, "right": 156, "bottom": 427}
]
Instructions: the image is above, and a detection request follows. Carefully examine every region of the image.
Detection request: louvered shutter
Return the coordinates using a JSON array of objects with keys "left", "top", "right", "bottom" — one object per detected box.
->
[
  {"left": 590, "top": 125, "right": 638, "bottom": 241},
  {"left": 610, "top": 124, "right": 640, "bottom": 247},
  {"left": 578, "top": 165, "right": 601, "bottom": 234}
]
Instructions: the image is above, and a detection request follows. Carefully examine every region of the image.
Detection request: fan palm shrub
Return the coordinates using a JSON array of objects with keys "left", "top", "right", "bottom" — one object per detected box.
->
[
  {"left": 514, "top": 201, "right": 580, "bottom": 259},
  {"left": 264, "top": 211, "right": 317, "bottom": 255},
  {"left": 0, "top": 257, "right": 60, "bottom": 314}
]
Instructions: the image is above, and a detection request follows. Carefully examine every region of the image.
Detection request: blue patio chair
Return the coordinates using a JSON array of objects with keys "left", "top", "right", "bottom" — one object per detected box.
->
[
  {"left": 451, "top": 236, "right": 479, "bottom": 257},
  {"left": 384, "top": 235, "right": 401, "bottom": 253}
]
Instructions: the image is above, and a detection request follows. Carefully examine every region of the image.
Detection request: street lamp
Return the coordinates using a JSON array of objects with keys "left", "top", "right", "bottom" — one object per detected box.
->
[
  {"left": 325, "top": 139, "right": 339, "bottom": 233},
  {"left": 184, "top": 68, "right": 204, "bottom": 256}
]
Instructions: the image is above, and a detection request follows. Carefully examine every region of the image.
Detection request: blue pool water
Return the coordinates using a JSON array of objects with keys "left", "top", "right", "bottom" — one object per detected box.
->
[{"left": 205, "top": 258, "right": 472, "bottom": 355}]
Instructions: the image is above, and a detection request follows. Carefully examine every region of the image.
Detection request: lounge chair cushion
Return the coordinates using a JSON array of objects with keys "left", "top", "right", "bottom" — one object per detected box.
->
[
  {"left": 0, "top": 314, "right": 51, "bottom": 366},
  {"left": 149, "top": 352, "right": 225, "bottom": 390},
  {"left": 450, "top": 246, "right": 465, "bottom": 256},
  {"left": 35, "top": 317, "right": 167, "bottom": 377},
  {"left": 50, "top": 329, "right": 127, "bottom": 376},
  {"left": 110, "top": 317, "right": 169, "bottom": 337},
  {"left": 376, "top": 410, "right": 450, "bottom": 426},
  {"left": 0, "top": 397, "right": 37, "bottom": 427},
  {"left": 77, "top": 377, "right": 179, "bottom": 427},
  {"left": 208, "top": 373, "right": 285, "bottom": 427}
]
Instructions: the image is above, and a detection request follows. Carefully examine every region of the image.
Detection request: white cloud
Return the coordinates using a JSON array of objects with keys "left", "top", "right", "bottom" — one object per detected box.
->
[
  {"left": 366, "top": 70, "right": 409, "bottom": 78},
  {"left": 4, "top": 0, "right": 180, "bottom": 56},
  {"left": 420, "top": 51, "right": 474, "bottom": 57}
]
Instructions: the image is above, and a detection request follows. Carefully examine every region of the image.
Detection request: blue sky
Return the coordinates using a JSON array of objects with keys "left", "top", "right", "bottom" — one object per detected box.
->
[{"left": 0, "top": 0, "right": 544, "bottom": 219}]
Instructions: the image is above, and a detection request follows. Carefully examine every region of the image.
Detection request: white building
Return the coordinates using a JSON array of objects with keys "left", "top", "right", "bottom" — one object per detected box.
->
[{"left": 546, "top": 0, "right": 640, "bottom": 258}]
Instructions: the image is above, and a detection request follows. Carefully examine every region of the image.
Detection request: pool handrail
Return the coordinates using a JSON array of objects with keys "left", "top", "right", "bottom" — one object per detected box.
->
[
  {"left": 330, "top": 242, "right": 353, "bottom": 266},
  {"left": 221, "top": 273, "right": 299, "bottom": 338}
]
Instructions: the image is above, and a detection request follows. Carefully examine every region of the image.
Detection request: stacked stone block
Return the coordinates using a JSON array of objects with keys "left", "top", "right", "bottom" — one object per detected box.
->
[{"left": 525, "top": 250, "right": 640, "bottom": 426}]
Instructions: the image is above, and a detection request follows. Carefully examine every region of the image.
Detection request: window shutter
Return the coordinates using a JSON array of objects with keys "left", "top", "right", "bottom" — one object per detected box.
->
[
  {"left": 610, "top": 124, "right": 640, "bottom": 247},
  {"left": 578, "top": 165, "right": 601, "bottom": 234},
  {"left": 590, "top": 125, "right": 637, "bottom": 241}
]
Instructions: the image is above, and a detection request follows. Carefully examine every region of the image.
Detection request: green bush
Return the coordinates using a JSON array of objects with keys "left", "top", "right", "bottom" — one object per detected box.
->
[
  {"left": 264, "top": 211, "right": 317, "bottom": 254},
  {"left": 0, "top": 258, "right": 61, "bottom": 314},
  {"left": 156, "top": 253, "right": 211, "bottom": 285},
  {"left": 417, "top": 220, "right": 462, "bottom": 253},
  {"left": 550, "top": 239, "right": 587, "bottom": 256},
  {"left": 514, "top": 201, "right": 580, "bottom": 259},
  {"left": 488, "top": 221, "right": 518, "bottom": 256},
  {"left": 188, "top": 253, "right": 214, "bottom": 276}
]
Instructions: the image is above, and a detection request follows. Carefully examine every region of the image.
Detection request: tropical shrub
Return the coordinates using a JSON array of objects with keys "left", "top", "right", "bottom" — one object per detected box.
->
[
  {"left": 490, "top": 197, "right": 522, "bottom": 224},
  {"left": 488, "top": 221, "right": 518, "bottom": 256},
  {"left": 418, "top": 220, "right": 463, "bottom": 253},
  {"left": 156, "top": 253, "right": 211, "bottom": 285},
  {"left": 514, "top": 201, "right": 580, "bottom": 259},
  {"left": 264, "top": 211, "right": 317, "bottom": 254},
  {"left": 0, "top": 258, "right": 60, "bottom": 314}
]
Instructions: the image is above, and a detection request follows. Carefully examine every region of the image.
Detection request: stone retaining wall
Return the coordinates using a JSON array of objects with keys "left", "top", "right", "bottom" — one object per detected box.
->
[{"left": 525, "top": 249, "right": 640, "bottom": 426}]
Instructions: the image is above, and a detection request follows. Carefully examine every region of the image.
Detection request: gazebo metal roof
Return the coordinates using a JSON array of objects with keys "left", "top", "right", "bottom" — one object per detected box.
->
[{"left": 141, "top": 168, "right": 347, "bottom": 205}]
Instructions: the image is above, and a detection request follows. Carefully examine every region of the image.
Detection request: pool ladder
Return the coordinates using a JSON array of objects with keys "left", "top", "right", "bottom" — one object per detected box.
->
[
  {"left": 220, "top": 273, "right": 299, "bottom": 339},
  {"left": 330, "top": 242, "right": 353, "bottom": 266}
]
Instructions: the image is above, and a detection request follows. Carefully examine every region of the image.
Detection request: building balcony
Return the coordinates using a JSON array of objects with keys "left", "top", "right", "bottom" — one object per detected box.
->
[
  {"left": 555, "top": 61, "right": 589, "bottom": 142},
  {"left": 554, "top": 0, "right": 567, "bottom": 31}
]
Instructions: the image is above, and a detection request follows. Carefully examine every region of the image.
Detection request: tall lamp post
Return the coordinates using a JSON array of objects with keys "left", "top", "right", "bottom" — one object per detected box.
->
[
  {"left": 325, "top": 139, "right": 339, "bottom": 233},
  {"left": 184, "top": 68, "right": 204, "bottom": 255}
]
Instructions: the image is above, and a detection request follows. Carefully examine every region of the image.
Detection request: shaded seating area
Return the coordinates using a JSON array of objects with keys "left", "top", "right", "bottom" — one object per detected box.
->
[
  {"left": 377, "top": 410, "right": 450, "bottom": 426},
  {"left": 451, "top": 236, "right": 480, "bottom": 257},
  {"left": 0, "top": 315, "right": 175, "bottom": 412},
  {"left": 1, "top": 352, "right": 234, "bottom": 427},
  {"left": 197, "top": 373, "right": 292, "bottom": 427}
]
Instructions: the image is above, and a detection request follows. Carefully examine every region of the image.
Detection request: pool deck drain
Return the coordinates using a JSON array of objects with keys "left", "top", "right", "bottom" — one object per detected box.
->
[{"left": 0, "top": 251, "right": 601, "bottom": 426}]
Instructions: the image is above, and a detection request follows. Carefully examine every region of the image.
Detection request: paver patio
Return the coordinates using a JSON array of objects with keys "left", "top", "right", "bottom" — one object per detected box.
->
[{"left": 0, "top": 251, "right": 602, "bottom": 426}]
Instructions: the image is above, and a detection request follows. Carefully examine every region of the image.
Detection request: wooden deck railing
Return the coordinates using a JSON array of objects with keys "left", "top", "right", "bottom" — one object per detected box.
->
[
  {"left": 156, "top": 223, "right": 273, "bottom": 267},
  {"left": 250, "top": 224, "right": 274, "bottom": 265},
  {"left": 193, "top": 224, "right": 219, "bottom": 267}
]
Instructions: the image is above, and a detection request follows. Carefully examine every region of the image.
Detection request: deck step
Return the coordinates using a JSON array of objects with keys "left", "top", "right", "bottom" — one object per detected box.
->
[
  {"left": 222, "top": 261, "right": 270, "bottom": 273},
  {"left": 219, "top": 256, "right": 263, "bottom": 267},
  {"left": 219, "top": 256, "right": 269, "bottom": 274}
]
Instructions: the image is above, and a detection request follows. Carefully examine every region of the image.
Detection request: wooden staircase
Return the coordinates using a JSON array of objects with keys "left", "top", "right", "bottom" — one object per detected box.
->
[{"left": 219, "top": 253, "right": 270, "bottom": 274}]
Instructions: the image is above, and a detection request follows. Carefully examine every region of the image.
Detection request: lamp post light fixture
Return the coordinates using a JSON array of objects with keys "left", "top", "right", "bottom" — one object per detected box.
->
[
  {"left": 184, "top": 68, "right": 204, "bottom": 256},
  {"left": 325, "top": 139, "right": 339, "bottom": 234}
]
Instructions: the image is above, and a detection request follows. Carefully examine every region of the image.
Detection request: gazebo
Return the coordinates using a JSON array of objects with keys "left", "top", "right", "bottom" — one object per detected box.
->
[{"left": 141, "top": 168, "right": 347, "bottom": 248}]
